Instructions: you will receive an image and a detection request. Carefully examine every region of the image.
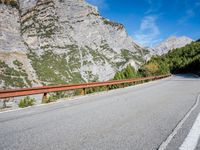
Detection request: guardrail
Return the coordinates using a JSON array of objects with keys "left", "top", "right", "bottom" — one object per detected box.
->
[{"left": 0, "top": 74, "right": 171, "bottom": 102}]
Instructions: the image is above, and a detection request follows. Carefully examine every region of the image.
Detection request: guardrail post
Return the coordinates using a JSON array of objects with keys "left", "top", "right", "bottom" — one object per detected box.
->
[
  {"left": 122, "top": 83, "right": 125, "bottom": 88},
  {"left": 81, "top": 88, "right": 86, "bottom": 95},
  {"left": 106, "top": 85, "right": 109, "bottom": 91},
  {"left": 3, "top": 98, "right": 8, "bottom": 109},
  {"left": 42, "top": 93, "right": 48, "bottom": 103}
]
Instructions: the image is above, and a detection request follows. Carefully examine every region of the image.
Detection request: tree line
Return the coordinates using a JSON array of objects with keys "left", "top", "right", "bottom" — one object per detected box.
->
[{"left": 113, "top": 40, "right": 200, "bottom": 79}]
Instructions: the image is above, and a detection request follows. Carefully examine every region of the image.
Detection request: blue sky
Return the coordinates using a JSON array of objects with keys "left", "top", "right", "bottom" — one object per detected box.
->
[{"left": 86, "top": 0, "right": 200, "bottom": 47}]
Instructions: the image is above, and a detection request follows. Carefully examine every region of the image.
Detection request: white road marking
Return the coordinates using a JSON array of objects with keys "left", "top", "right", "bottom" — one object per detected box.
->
[
  {"left": 179, "top": 95, "right": 200, "bottom": 150},
  {"left": 158, "top": 94, "right": 200, "bottom": 150}
]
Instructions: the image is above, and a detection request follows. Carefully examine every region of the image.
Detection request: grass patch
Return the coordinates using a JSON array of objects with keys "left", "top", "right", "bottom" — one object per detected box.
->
[
  {"left": 47, "top": 91, "right": 68, "bottom": 103},
  {"left": 18, "top": 96, "right": 35, "bottom": 108}
]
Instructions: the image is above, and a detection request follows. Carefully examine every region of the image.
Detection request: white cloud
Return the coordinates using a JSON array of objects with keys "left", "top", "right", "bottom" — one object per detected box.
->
[
  {"left": 86, "top": 0, "right": 109, "bottom": 10},
  {"left": 134, "top": 16, "right": 162, "bottom": 47}
]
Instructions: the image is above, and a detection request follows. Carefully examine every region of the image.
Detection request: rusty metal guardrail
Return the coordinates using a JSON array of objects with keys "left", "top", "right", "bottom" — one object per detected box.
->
[{"left": 0, "top": 74, "right": 171, "bottom": 101}]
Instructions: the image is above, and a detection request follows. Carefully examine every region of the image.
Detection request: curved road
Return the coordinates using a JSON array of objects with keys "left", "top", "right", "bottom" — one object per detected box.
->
[{"left": 0, "top": 74, "right": 200, "bottom": 150}]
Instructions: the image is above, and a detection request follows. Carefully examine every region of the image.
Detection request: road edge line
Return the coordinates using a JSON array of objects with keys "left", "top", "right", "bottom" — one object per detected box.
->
[
  {"left": 158, "top": 93, "right": 200, "bottom": 150},
  {"left": 179, "top": 94, "right": 200, "bottom": 150}
]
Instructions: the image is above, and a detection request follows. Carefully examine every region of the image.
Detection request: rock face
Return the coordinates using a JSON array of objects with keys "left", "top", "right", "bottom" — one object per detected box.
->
[
  {"left": 0, "top": 0, "right": 147, "bottom": 89},
  {"left": 153, "top": 36, "right": 193, "bottom": 55}
]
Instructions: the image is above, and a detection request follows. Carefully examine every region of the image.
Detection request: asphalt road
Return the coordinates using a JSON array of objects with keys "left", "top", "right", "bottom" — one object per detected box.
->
[{"left": 0, "top": 74, "right": 200, "bottom": 150}]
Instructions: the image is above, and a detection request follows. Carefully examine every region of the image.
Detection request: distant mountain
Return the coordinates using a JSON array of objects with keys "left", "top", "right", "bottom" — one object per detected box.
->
[
  {"left": 196, "top": 39, "right": 200, "bottom": 42},
  {"left": 153, "top": 36, "right": 193, "bottom": 55}
]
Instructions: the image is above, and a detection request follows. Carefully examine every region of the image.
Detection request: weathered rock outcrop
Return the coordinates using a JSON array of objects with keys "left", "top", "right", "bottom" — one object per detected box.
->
[{"left": 0, "top": 0, "right": 148, "bottom": 89}]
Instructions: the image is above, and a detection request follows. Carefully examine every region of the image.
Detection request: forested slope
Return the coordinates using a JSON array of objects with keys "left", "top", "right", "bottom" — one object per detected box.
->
[{"left": 139, "top": 41, "right": 200, "bottom": 76}]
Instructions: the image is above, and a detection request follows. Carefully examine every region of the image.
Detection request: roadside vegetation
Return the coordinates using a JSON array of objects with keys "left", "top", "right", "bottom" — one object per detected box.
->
[
  {"left": 39, "top": 65, "right": 142, "bottom": 104},
  {"left": 18, "top": 96, "right": 36, "bottom": 108},
  {"left": 15, "top": 63, "right": 164, "bottom": 107},
  {"left": 45, "top": 91, "right": 68, "bottom": 103},
  {"left": 4, "top": 41, "right": 200, "bottom": 109},
  {"left": 113, "top": 64, "right": 139, "bottom": 80}
]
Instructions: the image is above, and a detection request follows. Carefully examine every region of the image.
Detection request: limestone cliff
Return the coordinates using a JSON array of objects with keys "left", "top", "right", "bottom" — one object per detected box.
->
[{"left": 0, "top": 0, "right": 148, "bottom": 89}]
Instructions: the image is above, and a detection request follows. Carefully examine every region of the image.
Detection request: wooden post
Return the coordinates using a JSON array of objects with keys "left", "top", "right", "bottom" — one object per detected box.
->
[
  {"left": 106, "top": 85, "right": 109, "bottom": 91},
  {"left": 81, "top": 88, "right": 86, "bottom": 95},
  {"left": 2, "top": 98, "right": 8, "bottom": 109},
  {"left": 42, "top": 93, "right": 48, "bottom": 103},
  {"left": 120, "top": 83, "right": 122, "bottom": 88},
  {"left": 122, "top": 83, "right": 125, "bottom": 88}
]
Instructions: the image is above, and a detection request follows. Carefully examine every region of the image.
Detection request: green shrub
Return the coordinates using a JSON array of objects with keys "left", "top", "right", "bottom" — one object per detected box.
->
[
  {"left": 47, "top": 95, "right": 57, "bottom": 103},
  {"left": 85, "top": 86, "right": 107, "bottom": 94},
  {"left": 13, "top": 60, "right": 23, "bottom": 67},
  {"left": 113, "top": 64, "right": 138, "bottom": 80},
  {"left": 103, "top": 19, "right": 124, "bottom": 29},
  {"left": 45, "top": 91, "right": 67, "bottom": 103},
  {"left": 18, "top": 96, "right": 35, "bottom": 108},
  {"left": 1, "top": 0, "right": 18, "bottom": 8},
  {"left": 74, "top": 89, "right": 83, "bottom": 95}
]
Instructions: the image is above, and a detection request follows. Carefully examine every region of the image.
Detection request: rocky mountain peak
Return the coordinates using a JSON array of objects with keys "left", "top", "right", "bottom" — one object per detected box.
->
[{"left": 153, "top": 36, "right": 193, "bottom": 55}]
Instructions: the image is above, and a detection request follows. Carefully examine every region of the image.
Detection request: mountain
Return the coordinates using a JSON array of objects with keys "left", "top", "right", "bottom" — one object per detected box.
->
[
  {"left": 0, "top": 0, "right": 148, "bottom": 89},
  {"left": 153, "top": 36, "right": 193, "bottom": 55}
]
